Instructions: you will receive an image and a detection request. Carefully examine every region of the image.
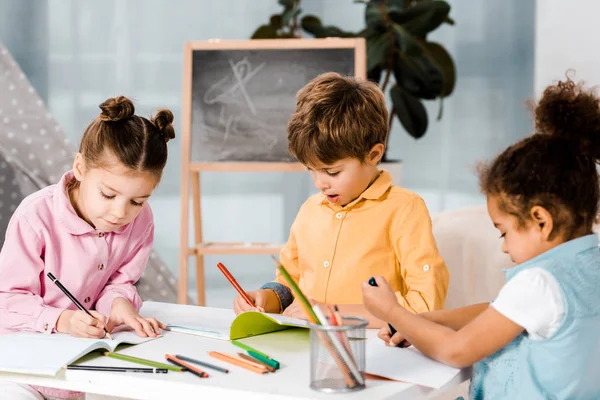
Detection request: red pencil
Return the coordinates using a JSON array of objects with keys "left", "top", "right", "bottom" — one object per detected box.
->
[{"left": 216, "top": 262, "right": 254, "bottom": 306}]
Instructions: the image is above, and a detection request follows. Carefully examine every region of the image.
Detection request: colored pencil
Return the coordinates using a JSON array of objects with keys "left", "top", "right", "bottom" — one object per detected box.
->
[
  {"left": 332, "top": 305, "right": 344, "bottom": 326},
  {"left": 272, "top": 258, "right": 357, "bottom": 388},
  {"left": 208, "top": 351, "right": 268, "bottom": 374},
  {"left": 47, "top": 272, "right": 112, "bottom": 340},
  {"left": 313, "top": 305, "right": 364, "bottom": 385},
  {"left": 247, "top": 350, "right": 280, "bottom": 370},
  {"left": 104, "top": 352, "right": 183, "bottom": 372},
  {"left": 174, "top": 354, "right": 228, "bottom": 373},
  {"left": 231, "top": 340, "right": 271, "bottom": 360},
  {"left": 237, "top": 353, "right": 276, "bottom": 373},
  {"left": 165, "top": 354, "right": 208, "bottom": 378},
  {"left": 271, "top": 257, "right": 320, "bottom": 324},
  {"left": 216, "top": 262, "right": 254, "bottom": 306},
  {"left": 66, "top": 365, "right": 168, "bottom": 373}
]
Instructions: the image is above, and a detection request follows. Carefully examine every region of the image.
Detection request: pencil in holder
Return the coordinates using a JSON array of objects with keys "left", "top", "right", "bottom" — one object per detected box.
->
[{"left": 308, "top": 316, "right": 368, "bottom": 393}]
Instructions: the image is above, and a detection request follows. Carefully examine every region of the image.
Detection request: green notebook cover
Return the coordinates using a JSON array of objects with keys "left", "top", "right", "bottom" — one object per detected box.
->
[{"left": 230, "top": 312, "right": 309, "bottom": 340}]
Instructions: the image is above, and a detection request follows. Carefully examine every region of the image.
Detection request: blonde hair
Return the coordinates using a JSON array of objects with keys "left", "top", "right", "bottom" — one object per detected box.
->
[{"left": 287, "top": 72, "right": 388, "bottom": 166}]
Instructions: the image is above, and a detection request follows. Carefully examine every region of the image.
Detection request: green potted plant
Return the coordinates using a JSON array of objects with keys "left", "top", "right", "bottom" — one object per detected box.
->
[{"left": 252, "top": 0, "right": 456, "bottom": 167}]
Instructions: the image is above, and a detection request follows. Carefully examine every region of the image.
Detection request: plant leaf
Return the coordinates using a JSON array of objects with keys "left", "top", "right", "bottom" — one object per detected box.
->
[
  {"left": 282, "top": 7, "right": 296, "bottom": 26},
  {"left": 392, "top": 23, "right": 422, "bottom": 56},
  {"left": 368, "top": 65, "right": 383, "bottom": 84},
  {"left": 251, "top": 24, "right": 279, "bottom": 39},
  {"left": 365, "top": 3, "right": 387, "bottom": 32},
  {"left": 393, "top": 51, "right": 443, "bottom": 99},
  {"left": 367, "top": 34, "right": 390, "bottom": 71},
  {"left": 278, "top": 0, "right": 294, "bottom": 7},
  {"left": 389, "top": 1, "right": 451, "bottom": 37},
  {"left": 270, "top": 14, "right": 283, "bottom": 30},
  {"left": 423, "top": 41, "right": 455, "bottom": 97},
  {"left": 391, "top": 85, "right": 428, "bottom": 139}
]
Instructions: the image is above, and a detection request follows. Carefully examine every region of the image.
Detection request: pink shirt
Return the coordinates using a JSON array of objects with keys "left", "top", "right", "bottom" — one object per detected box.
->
[{"left": 0, "top": 170, "right": 153, "bottom": 335}]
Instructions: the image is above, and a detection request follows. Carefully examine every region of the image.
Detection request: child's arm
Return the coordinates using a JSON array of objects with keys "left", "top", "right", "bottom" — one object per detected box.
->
[
  {"left": 363, "top": 278, "right": 523, "bottom": 368},
  {"left": 0, "top": 216, "right": 66, "bottom": 333},
  {"left": 418, "top": 303, "right": 490, "bottom": 330},
  {"left": 392, "top": 196, "right": 450, "bottom": 313}
]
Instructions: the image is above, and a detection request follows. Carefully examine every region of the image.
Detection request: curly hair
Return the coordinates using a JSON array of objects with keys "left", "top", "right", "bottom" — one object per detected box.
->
[{"left": 479, "top": 76, "right": 600, "bottom": 240}]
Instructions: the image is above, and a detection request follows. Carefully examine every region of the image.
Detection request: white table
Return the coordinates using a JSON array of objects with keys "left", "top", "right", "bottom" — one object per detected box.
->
[{"left": 0, "top": 302, "right": 470, "bottom": 399}]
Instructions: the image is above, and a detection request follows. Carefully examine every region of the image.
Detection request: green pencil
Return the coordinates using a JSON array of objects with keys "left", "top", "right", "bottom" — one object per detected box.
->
[
  {"left": 231, "top": 340, "right": 270, "bottom": 359},
  {"left": 104, "top": 352, "right": 184, "bottom": 372},
  {"left": 276, "top": 262, "right": 320, "bottom": 324},
  {"left": 248, "top": 350, "right": 280, "bottom": 370}
]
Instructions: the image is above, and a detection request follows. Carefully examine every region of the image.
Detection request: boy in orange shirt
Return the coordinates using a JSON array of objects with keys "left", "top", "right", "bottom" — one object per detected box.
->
[{"left": 233, "top": 73, "right": 449, "bottom": 326}]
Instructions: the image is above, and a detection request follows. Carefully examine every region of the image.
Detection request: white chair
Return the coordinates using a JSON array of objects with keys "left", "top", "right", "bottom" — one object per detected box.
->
[{"left": 432, "top": 205, "right": 513, "bottom": 310}]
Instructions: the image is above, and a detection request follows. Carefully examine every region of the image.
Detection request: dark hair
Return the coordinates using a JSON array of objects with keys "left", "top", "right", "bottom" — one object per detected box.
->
[
  {"left": 479, "top": 77, "right": 600, "bottom": 240},
  {"left": 287, "top": 72, "right": 388, "bottom": 166},
  {"left": 76, "top": 96, "right": 175, "bottom": 181}
]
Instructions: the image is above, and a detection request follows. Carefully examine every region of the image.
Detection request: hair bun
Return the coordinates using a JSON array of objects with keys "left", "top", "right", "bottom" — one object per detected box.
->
[
  {"left": 151, "top": 109, "right": 176, "bottom": 143},
  {"left": 99, "top": 96, "right": 135, "bottom": 122},
  {"left": 535, "top": 75, "right": 600, "bottom": 160}
]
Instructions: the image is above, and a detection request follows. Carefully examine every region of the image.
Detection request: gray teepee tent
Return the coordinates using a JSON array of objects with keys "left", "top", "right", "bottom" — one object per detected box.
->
[{"left": 0, "top": 42, "right": 185, "bottom": 303}]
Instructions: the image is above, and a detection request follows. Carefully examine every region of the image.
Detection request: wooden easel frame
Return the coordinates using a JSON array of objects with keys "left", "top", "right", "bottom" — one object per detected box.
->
[{"left": 179, "top": 38, "right": 366, "bottom": 305}]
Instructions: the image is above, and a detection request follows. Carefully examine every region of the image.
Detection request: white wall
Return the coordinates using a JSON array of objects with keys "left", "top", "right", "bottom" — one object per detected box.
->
[{"left": 535, "top": 0, "right": 600, "bottom": 95}]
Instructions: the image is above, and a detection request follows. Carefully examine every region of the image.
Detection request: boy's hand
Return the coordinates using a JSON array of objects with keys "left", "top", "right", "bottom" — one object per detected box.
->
[
  {"left": 282, "top": 298, "right": 308, "bottom": 319},
  {"left": 233, "top": 289, "right": 267, "bottom": 314},
  {"left": 361, "top": 276, "right": 400, "bottom": 322},
  {"left": 106, "top": 297, "right": 165, "bottom": 338},
  {"left": 56, "top": 309, "right": 108, "bottom": 338},
  {"left": 377, "top": 324, "right": 411, "bottom": 347},
  {"left": 282, "top": 298, "right": 321, "bottom": 320}
]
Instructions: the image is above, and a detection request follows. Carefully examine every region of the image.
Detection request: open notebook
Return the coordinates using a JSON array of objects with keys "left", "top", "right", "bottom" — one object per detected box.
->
[
  {"left": 141, "top": 302, "right": 308, "bottom": 340},
  {"left": 0, "top": 330, "right": 155, "bottom": 376}
]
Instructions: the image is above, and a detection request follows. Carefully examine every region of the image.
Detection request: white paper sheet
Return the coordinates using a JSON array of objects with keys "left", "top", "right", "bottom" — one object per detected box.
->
[{"left": 365, "top": 338, "right": 461, "bottom": 389}]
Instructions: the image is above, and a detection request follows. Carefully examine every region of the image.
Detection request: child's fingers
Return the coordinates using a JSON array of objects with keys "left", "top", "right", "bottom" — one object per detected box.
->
[
  {"left": 377, "top": 326, "right": 392, "bottom": 343},
  {"left": 137, "top": 318, "right": 156, "bottom": 337},
  {"left": 126, "top": 318, "right": 146, "bottom": 337},
  {"left": 389, "top": 332, "right": 407, "bottom": 347},
  {"left": 80, "top": 320, "right": 105, "bottom": 338},
  {"left": 145, "top": 318, "right": 161, "bottom": 336}
]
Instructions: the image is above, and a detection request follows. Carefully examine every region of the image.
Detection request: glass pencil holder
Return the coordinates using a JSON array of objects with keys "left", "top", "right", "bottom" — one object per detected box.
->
[{"left": 308, "top": 316, "right": 368, "bottom": 393}]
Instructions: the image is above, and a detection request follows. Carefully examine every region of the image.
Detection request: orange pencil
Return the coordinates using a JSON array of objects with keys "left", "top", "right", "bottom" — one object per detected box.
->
[
  {"left": 209, "top": 351, "right": 268, "bottom": 374},
  {"left": 237, "top": 353, "right": 276, "bottom": 373},
  {"left": 216, "top": 262, "right": 254, "bottom": 306}
]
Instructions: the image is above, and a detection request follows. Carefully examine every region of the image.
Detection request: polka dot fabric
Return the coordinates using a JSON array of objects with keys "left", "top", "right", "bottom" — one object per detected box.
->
[{"left": 0, "top": 42, "right": 187, "bottom": 304}]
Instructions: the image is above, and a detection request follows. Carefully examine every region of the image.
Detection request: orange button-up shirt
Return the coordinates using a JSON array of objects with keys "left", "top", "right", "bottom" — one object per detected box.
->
[{"left": 275, "top": 170, "right": 449, "bottom": 313}]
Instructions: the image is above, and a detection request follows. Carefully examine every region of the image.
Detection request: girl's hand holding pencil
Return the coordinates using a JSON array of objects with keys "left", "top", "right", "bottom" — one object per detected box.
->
[
  {"left": 56, "top": 309, "right": 109, "bottom": 339},
  {"left": 106, "top": 297, "right": 165, "bottom": 338}
]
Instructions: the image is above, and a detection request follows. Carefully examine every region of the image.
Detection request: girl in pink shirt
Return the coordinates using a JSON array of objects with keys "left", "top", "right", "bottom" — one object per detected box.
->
[{"left": 0, "top": 96, "right": 174, "bottom": 400}]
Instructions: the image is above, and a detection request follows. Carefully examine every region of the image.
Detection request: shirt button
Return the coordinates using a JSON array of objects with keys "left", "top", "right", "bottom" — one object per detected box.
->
[
  {"left": 97, "top": 232, "right": 104, "bottom": 238},
  {"left": 336, "top": 212, "right": 343, "bottom": 219},
  {"left": 98, "top": 264, "right": 104, "bottom": 270},
  {"left": 423, "top": 264, "right": 431, "bottom": 272},
  {"left": 324, "top": 261, "right": 330, "bottom": 268},
  {"left": 84, "top": 297, "right": 90, "bottom": 303},
  {"left": 44, "top": 323, "right": 49, "bottom": 331}
]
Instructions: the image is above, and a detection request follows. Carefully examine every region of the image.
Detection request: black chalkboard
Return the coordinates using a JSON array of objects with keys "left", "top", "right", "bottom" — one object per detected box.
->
[{"left": 189, "top": 46, "right": 358, "bottom": 162}]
